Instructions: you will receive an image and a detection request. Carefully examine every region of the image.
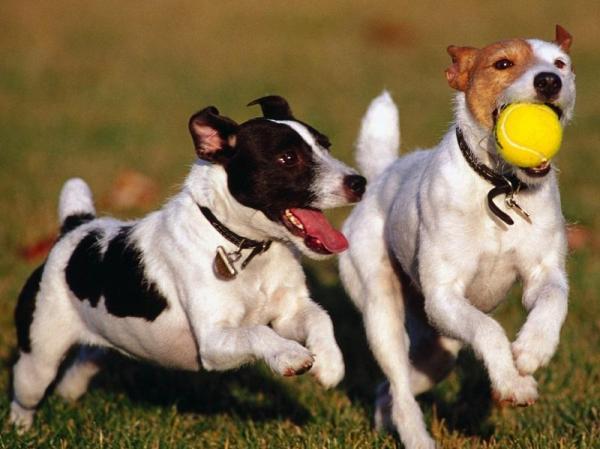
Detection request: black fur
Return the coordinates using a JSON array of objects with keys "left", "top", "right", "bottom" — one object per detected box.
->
[
  {"left": 15, "top": 264, "right": 45, "bottom": 353},
  {"left": 188, "top": 97, "right": 333, "bottom": 222},
  {"left": 59, "top": 213, "right": 95, "bottom": 238},
  {"left": 226, "top": 119, "right": 318, "bottom": 220},
  {"left": 247, "top": 95, "right": 294, "bottom": 120},
  {"left": 65, "top": 230, "right": 104, "bottom": 307},
  {"left": 65, "top": 227, "right": 168, "bottom": 321}
]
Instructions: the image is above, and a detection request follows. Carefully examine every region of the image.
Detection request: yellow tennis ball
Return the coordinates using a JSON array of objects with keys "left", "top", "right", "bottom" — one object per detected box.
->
[{"left": 494, "top": 103, "right": 563, "bottom": 168}]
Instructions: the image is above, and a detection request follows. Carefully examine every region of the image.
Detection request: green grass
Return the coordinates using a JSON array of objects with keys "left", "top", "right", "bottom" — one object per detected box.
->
[{"left": 1, "top": 1, "right": 599, "bottom": 447}]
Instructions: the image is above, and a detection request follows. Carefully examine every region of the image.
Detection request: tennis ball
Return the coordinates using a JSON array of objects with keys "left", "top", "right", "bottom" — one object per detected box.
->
[{"left": 494, "top": 103, "right": 562, "bottom": 168}]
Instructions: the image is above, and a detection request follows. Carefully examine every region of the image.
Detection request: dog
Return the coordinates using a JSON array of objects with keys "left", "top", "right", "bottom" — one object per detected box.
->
[
  {"left": 10, "top": 95, "right": 367, "bottom": 431},
  {"left": 339, "top": 26, "right": 574, "bottom": 449}
]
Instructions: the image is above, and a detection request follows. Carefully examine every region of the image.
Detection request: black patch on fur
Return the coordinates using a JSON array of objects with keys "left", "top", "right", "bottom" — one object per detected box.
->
[
  {"left": 65, "top": 227, "right": 168, "bottom": 321},
  {"left": 66, "top": 230, "right": 104, "bottom": 307},
  {"left": 102, "top": 227, "right": 168, "bottom": 320},
  {"left": 225, "top": 119, "right": 318, "bottom": 221},
  {"left": 59, "top": 213, "right": 95, "bottom": 238},
  {"left": 15, "top": 263, "right": 45, "bottom": 353}
]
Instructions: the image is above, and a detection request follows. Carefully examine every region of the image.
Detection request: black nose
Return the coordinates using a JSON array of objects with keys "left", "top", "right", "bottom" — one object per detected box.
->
[
  {"left": 343, "top": 174, "right": 367, "bottom": 201},
  {"left": 534, "top": 72, "right": 562, "bottom": 99}
]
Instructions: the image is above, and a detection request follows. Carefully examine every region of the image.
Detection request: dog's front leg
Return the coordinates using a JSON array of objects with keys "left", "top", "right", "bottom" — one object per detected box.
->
[
  {"left": 198, "top": 324, "right": 315, "bottom": 377},
  {"left": 271, "top": 299, "right": 345, "bottom": 388},
  {"left": 512, "top": 265, "right": 568, "bottom": 375},
  {"left": 424, "top": 285, "right": 538, "bottom": 406}
]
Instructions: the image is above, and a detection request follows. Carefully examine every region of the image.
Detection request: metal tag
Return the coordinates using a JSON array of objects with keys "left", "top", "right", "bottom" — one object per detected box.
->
[
  {"left": 505, "top": 193, "right": 531, "bottom": 220},
  {"left": 213, "top": 246, "right": 238, "bottom": 280}
]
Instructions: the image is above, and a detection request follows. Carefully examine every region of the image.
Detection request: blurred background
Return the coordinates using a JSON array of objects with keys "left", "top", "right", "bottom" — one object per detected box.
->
[{"left": 1, "top": 1, "right": 598, "bottom": 447}]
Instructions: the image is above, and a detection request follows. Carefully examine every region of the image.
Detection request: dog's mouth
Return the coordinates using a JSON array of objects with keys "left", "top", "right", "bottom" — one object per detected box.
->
[
  {"left": 521, "top": 160, "right": 552, "bottom": 177},
  {"left": 281, "top": 208, "right": 348, "bottom": 254},
  {"left": 492, "top": 102, "right": 562, "bottom": 178}
]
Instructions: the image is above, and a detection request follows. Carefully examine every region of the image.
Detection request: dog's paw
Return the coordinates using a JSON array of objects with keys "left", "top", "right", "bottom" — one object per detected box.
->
[
  {"left": 9, "top": 401, "right": 34, "bottom": 434},
  {"left": 492, "top": 374, "right": 538, "bottom": 407},
  {"left": 512, "top": 335, "right": 556, "bottom": 375},
  {"left": 309, "top": 344, "right": 345, "bottom": 388},
  {"left": 268, "top": 342, "right": 314, "bottom": 377}
]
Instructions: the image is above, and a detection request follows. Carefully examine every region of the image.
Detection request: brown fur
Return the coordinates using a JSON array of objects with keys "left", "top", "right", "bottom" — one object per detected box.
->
[
  {"left": 555, "top": 24, "right": 572, "bottom": 53},
  {"left": 446, "top": 39, "right": 534, "bottom": 129}
]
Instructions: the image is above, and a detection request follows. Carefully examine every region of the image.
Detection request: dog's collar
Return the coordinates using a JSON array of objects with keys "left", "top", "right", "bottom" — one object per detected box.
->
[
  {"left": 455, "top": 127, "right": 529, "bottom": 226},
  {"left": 198, "top": 205, "right": 272, "bottom": 271}
]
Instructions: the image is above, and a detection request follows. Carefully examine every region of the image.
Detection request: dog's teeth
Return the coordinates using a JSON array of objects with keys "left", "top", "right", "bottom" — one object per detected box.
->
[
  {"left": 284, "top": 209, "right": 304, "bottom": 230},
  {"left": 290, "top": 216, "right": 304, "bottom": 230}
]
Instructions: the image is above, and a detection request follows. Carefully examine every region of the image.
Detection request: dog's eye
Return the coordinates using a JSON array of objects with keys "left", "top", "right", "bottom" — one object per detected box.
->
[
  {"left": 277, "top": 151, "right": 299, "bottom": 166},
  {"left": 494, "top": 59, "right": 514, "bottom": 70},
  {"left": 554, "top": 59, "right": 566, "bottom": 69}
]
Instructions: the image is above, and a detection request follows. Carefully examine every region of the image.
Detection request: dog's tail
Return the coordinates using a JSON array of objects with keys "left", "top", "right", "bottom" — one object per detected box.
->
[
  {"left": 355, "top": 90, "right": 400, "bottom": 181},
  {"left": 58, "top": 178, "right": 96, "bottom": 234}
]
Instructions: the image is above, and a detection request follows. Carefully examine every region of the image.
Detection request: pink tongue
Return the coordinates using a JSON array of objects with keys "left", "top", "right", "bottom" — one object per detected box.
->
[{"left": 290, "top": 208, "right": 348, "bottom": 253}]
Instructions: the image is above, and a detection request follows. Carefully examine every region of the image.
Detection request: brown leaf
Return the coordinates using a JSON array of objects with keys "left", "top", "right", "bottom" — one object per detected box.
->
[
  {"left": 104, "top": 170, "right": 159, "bottom": 210},
  {"left": 364, "top": 19, "right": 414, "bottom": 48},
  {"left": 566, "top": 224, "right": 593, "bottom": 251},
  {"left": 18, "top": 234, "right": 56, "bottom": 262}
]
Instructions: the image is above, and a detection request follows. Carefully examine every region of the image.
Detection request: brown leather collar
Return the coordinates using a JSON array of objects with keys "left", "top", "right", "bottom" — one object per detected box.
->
[
  {"left": 456, "top": 127, "right": 529, "bottom": 226},
  {"left": 199, "top": 205, "right": 272, "bottom": 269}
]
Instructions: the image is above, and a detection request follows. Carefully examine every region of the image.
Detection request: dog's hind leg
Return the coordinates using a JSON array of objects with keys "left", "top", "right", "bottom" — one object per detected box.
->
[
  {"left": 55, "top": 346, "right": 106, "bottom": 402},
  {"left": 361, "top": 274, "right": 436, "bottom": 449},
  {"left": 11, "top": 286, "right": 83, "bottom": 432},
  {"left": 340, "top": 220, "right": 435, "bottom": 449}
]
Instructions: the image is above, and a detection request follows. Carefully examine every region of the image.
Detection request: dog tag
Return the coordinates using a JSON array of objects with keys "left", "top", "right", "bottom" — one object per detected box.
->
[
  {"left": 505, "top": 194, "right": 530, "bottom": 220},
  {"left": 213, "top": 246, "right": 238, "bottom": 280}
]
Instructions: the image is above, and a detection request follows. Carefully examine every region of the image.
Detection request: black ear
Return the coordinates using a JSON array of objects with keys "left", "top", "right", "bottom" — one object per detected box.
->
[
  {"left": 247, "top": 95, "right": 294, "bottom": 120},
  {"left": 188, "top": 106, "right": 239, "bottom": 163}
]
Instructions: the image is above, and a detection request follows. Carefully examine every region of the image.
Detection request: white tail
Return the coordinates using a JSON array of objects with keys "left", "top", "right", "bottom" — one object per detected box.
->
[
  {"left": 58, "top": 178, "right": 96, "bottom": 224},
  {"left": 355, "top": 91, "right": 400, "bottom": 181}
]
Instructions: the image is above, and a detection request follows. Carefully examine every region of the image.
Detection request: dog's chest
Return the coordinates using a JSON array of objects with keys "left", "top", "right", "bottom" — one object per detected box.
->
[{"left": 465, "top": 246, "right": 519, "bottom": 312}]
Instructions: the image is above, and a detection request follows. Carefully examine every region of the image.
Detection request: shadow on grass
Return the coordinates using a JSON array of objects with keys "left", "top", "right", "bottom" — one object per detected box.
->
[
  {"left": 87, "top": 355, "right": 311, "bottom": 425},
  {"left": 304, "top": 266, "right": 495, "bottom": 440},
  {"left": 2, "top": 346, "right": 311, "bottom": 425}
]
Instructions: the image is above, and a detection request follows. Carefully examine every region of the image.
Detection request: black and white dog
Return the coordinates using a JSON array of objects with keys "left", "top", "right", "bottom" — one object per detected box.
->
[{"left": 11, "top": 96, "right": 366, "bottom": 431}]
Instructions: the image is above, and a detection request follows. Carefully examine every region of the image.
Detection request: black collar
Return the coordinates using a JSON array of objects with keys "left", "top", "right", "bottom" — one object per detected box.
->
[
  {"left": 456, "top": 127, "right": 528, "bottom": 226},
  {"left": 199, "top": 205, "right": 272, "bottom": 269}
]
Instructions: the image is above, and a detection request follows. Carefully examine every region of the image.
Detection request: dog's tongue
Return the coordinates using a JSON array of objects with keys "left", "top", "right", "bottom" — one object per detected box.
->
[{"left": 290, "top": 208, "right": 348, "bottom": 253}]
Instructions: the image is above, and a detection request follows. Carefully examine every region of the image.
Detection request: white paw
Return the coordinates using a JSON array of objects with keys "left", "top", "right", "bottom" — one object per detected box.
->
[
  {"left": 512, "top": 335, "right": 556, "bottom": 375},
  {"left": 403, "top": 435, "right": 437, "bottom": 449},
  {"left": 492, "top": 374, "right": 538, "bottom": 406},
  {"left": 9, "top": 401, "right": 34, "bottom": 434},
  {"left": 309, "top": 344, "right": 345, "bottom": 388},
  {"left": 268, "top": 341, "right": 314, "bottom": 377}
]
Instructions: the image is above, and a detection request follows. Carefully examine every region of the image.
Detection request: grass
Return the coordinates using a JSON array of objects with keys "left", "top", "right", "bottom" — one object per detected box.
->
[{"left": 1, "top": 0, "right": 599, "bottom": 447}]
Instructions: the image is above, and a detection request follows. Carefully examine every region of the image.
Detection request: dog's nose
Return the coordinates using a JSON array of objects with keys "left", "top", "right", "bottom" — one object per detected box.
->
[
  {"left": 343, "top": 174, "right": 367, "bottom": 201},
  {"left": 534, "top": 72, "right": 562, "bottom": 99}
]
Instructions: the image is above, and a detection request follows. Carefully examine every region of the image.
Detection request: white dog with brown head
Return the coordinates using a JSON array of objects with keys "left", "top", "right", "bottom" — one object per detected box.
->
[{"left": 339, "top": 26, "right": 574, "bottom": 449}]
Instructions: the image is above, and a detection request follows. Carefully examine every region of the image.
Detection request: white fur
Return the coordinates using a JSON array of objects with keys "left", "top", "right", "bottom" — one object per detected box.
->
[
  {"left": 355, "top": 90, "right": 400, "bottom": 181},
  {"left": 10, "top": 130, "right": 356, "bottom": 430},
  {"left": 339, "top": 39, "right": 574, "bottom": 449}
]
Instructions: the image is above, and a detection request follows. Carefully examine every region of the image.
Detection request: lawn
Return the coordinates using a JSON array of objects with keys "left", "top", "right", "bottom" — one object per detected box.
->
[{"left": 1, "top": 1, "right": 599, "bottom": 448}]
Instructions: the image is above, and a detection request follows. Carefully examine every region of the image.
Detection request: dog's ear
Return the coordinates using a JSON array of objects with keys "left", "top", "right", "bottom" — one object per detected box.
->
[
  {"left": 445, "top": 46, "right": 479, "bottom": 91},
  {"left": 247, "top": 95, "right": 294, "bottom": 120},
  {"left": 188, "top": 107, "right": 239, "bottom": 164},
  {"left": 555, "top": 25, "right": 572, "bottom": 53}
]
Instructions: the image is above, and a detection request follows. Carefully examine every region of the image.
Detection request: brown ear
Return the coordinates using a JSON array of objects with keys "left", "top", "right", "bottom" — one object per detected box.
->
[
  {"left": 555, "top": 25, "right": 572, "bottom": 53},
  {"left": 188, "top": 107, "right": 239, "bottom": 163},
  {"left": 445, "top": 46, "right": 479, "bottom": 91}
]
